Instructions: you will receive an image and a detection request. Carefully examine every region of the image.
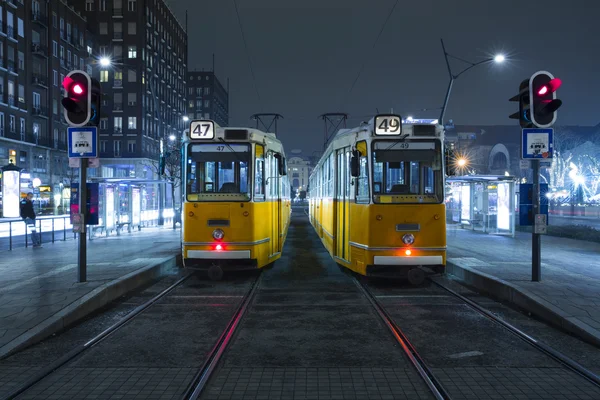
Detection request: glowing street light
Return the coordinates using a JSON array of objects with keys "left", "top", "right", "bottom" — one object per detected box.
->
[
  {"left": 439, "top": 39, "right": 508, "bottom": 124},
  {"left": 457, "top": 158, "right": 467, "bottom": 167},
  {"left": 182, "top": 116, "right": 189, "bottom": 122},
  {"left": 169, "top": 134, "right": 176, "bottom": 141},
  {"left": 99, "top": 57, "right": 111, "bottom": 67}
]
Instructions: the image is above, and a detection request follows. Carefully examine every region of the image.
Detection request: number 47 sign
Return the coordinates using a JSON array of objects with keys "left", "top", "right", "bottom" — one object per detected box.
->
[
  {"left": 374, "top": 114, "right": 402, "bottom": 136},
  {"left": 190, "top": 120, "right": 215, "bottom": 139}
]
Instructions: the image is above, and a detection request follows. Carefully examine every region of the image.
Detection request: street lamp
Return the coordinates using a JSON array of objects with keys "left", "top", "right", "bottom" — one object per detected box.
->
[
  {"left": 183, "top": 116, "right": 189, "bottom": 122},
  {"left": 169, "top": 134, "right": 176, "bottom": 141},
  {"left": 439, "top": 39, "right": 505, "bottom": 125}
]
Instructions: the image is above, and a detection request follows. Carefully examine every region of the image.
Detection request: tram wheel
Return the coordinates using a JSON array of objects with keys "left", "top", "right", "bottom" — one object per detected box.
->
[
  {"left": 407, "top": 268, "right": 425, "bottom": 286},
  {"left": 208, "top": 265, "right": 224, "bottom": 281}
]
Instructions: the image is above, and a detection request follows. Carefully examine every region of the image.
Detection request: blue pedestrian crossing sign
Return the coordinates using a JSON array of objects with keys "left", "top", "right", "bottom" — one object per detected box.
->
[
  {"left": 522, "top": 128, "right": 553, "bottom": 160},
  {"left": 68, "top": 126, "right": 98, "bottom": 158}
]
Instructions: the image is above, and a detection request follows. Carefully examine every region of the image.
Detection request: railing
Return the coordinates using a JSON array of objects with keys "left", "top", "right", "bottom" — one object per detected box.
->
[
  {"left": 0, "top": 211, "right": 179, "bottom": 251},
  {"left": 32, "top": 105, "right": 49, "bottom": 117},
  {"left": 31, "top": 42, "right": 48, "bottom": 56},
  {"left": 32, "top": 73, "right": 49, "bottom": 87},
  {"left": 113, "top": 8, "right": 123, "bottom": 16},
  {"left": 31, "top": 11, "right": 48, "bottom": 26},
  {"left": 113, "top": 32, "right": 123, "bottom": 39}
]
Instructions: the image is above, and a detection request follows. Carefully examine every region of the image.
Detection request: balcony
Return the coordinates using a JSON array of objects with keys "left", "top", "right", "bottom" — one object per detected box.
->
[
  {"left": 32, "top": 106, "right": 49, "bottom": 118},
  {"left": 113, "top": 32, "right": 123, "bottom": 40},
  {"left": 113, "top": 103, "right": 123, "bottom": 111},
  {"left": 32, "top": 74, "right": 49, "bottom": 88},
  {"left": 31, "top": 11, "right": 48, "bottom": 27},
  {"left": 113, "top": 8, "right": 123, "bottom": 17},
  {"left": 31, "top": 42, "right": 48, "bottom": 57}
]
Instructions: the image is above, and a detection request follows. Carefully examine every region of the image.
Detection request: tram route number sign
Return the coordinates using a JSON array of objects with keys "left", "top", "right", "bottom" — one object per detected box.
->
[
  {"left": 374, "top": 114, "right": 402, "bottom": 136},
  {"left": 190, "top": 120, "right": 215, "bottom": 139}
]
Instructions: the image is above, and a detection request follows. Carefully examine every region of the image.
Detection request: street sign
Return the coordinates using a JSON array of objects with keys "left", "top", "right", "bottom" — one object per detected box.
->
[
  {"left": 68, "top": 126, "right": 98, "bottom": 158},
  {"left": 522, "top": 128, "right": 553, "bottom": 159}
]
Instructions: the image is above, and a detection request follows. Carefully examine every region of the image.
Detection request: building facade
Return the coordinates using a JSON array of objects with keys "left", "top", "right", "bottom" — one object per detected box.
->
[
  {"left": 186, "top": 71, "right": 228, "bottom": 127},
  {"left": 287, "top": 156, "right": 312, "bottom": 193},
  {"left": 0, "top": 0, "right": 95, "bottom": 215},
  {"left": 79, "top": 0, "right": 188, "bottom": 179}
]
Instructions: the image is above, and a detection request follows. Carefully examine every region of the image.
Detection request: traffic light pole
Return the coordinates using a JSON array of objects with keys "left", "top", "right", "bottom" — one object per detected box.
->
[
  {"left": 78, "top": 158, "right": 88, "bottom": 283},
  {"left": 532, "top": 160, "right": 541, "bottom": 281}
]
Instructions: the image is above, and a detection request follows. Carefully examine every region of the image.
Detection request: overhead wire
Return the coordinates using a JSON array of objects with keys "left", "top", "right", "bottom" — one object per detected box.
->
[
  {"left": 232, "top": 0, "right": 262, "bottom": 110},
  {"left": 342, "top": 0, "right": 400, "bottom": 108}
]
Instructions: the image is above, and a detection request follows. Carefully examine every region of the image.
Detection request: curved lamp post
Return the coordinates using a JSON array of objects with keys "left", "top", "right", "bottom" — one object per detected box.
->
[{"left": 439, "top": 39, "right": 505, "bottom": 125}]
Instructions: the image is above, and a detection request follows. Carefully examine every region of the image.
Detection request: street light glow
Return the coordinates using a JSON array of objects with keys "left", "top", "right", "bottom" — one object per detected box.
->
[
  {"left": 494, "top": 54, "right": 505, "bottom": 63},
  {"left": 182, "top": 116, "right": 189, "bottom": 122},
  {"left": 169, "top": 134, "right": 176, "bottom": 141},
  {"left": 457, "top": 158, "right": 467, "bottom": 167},
  {"left": 99, "top": 57, "right": 111, "bottom": 67}
]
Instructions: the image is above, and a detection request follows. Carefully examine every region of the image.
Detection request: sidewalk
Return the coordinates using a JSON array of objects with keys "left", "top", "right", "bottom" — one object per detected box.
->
[
  {"left": 446, "top": 225, "right": 600, "bottom": 347},
  {"left": 0, "top": 226, "right": 181, "bottom": 358}
]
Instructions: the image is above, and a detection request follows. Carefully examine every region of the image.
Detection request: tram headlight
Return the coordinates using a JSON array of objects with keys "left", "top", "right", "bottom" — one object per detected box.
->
[
  {"left": 402, "top": 233, "right": 415, "bottom": 245},
  {"left": 212, "top": 229, "right": 225, "bottom": 241}
]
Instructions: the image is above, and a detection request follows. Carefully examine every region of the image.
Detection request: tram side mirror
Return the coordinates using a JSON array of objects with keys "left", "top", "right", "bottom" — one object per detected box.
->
[{"left": 350, "top": 150, "right": 360, "bottom": 177}]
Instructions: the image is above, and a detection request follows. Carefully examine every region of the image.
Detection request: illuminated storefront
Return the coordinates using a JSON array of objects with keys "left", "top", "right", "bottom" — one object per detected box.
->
[{"left": 446, "top": 175, "right": 516, "bottom": 236}]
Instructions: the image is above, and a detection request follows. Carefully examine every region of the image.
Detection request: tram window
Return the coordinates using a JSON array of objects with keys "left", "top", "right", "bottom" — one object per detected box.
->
[
  {"left": 356, "top": 155, "right": 370, "bottom": 203},
  {"left": 371, "top": 140, "right": 443, "bottom": 203},
  {"left": 185, "top": 143, "right": 250, "bottom": 200}
]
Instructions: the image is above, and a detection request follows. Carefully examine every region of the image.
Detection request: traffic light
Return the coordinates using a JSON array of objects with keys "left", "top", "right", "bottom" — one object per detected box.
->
[
  {"left": 509, "top": 79, "right": 532, "bottom": 128},
  {"left": 529, "top": 71, "right": 562, "bottom": 128},
  {"left": 62, "top": 70, "right": 91, "bottom": 127},
  {"left": 89, "top": 78, "right": 102, "bottom": 127}
]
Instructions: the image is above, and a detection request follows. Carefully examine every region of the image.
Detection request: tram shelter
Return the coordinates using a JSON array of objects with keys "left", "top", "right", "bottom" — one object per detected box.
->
[
  {"left": 87, "top": 178, "right": 168, "bottom": 238},
  {"left": 446, "top": 175, "right": 516, "bottom": 237}
]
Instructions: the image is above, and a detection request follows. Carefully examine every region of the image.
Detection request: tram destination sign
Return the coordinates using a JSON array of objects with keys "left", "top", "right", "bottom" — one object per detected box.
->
[{"left": 374, "top": 114, "right": 402, "bottom": 136}]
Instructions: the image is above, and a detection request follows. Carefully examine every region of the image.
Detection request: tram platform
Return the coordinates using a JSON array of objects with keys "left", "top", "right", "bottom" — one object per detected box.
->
[
  {"left": 446, "top": 224, "right": 600, "bottom": 347},
  {"left": 0, "top": 227, "right": 180, "bottom": 359}
]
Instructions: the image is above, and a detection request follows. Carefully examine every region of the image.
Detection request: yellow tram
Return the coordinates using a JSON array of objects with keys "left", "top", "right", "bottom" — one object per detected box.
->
[
  {"left": 181, "top": 120, "right": 291, "bottom": 279},
  {"left": 308, "top": 115, "right": 446, "bottom": 284}
]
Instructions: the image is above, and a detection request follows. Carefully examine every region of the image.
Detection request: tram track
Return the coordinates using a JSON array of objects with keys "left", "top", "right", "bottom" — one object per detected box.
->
[
  {"left": 2, "top": 271, "right": 262, "bottom": 400},
  {"left": 2, "top": 273, "right": 194, "bottom": 400},
  {"left": 182, "top": 272, "right": 262, "bottom": 399},
  {"left": 355, "top": 275, "right": 600, "bottom": 400}
]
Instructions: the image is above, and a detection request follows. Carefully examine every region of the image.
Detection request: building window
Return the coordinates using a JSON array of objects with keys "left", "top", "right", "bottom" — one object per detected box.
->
[
  {"left": 53, "top": 70, "right": 58, "bottom": 86},
  {"left": 128, "top": 140, "right": 136, "bottom": 153},
  {"left": 100, "top": 118, "right": 108, "bottom": 130},
  {"left": 128, "top": 46, "right": 136, "bottom": 58},
  {"left": 114, "top": 117, "right": 122, "bottom": 130},
  {"left": 9, "top": 115, "right": 15, "bottom": 132},
  {"left": 100, "top": 140, "right": 107, "bottom": 153},
  {"left": 128, "top": 69, "right": 136, "bottom": 82},
  {"left": 17, "top": 51, "right": 24, "bottom": 70},
  {"left": 18, "top": 85, "right": 24, "bottom": 103},
  {"left": 204, "top": 100, "right": 210, "bottom": 108},
  {"left": 100, "top": 70, "right": 108, "bottom": 82},
  {"left": 52, "top": 12, "right": 57, "bottom": 28},
  {"left": 99, "top": 0, "right": 106, "bottom": 12},
  {"left": 17, "top": 18, "right": 23, "bottom": 37},
  {"left": 33, "top": 92, "right": 40, "bottom": 108},
  {"left": 128, "top": 22, "right": 136, "bottom": 34},
  {"left": 114, "top": 71, "right": 123, "bottom": 86},
  {"left": 86, "top": 0, "right": 94, "bottom": 11},
  {"left": 114, "top": 45, "right": 122, "bottom": 59},
  {"left": 53, "top": 99, "right": 57, "bottom": 114},
  {"left": 52, "top": 41, "right": 57, "bottom": 56},
  {"left": 99, "top": 22, "right": 107, "bottom": 35},
  {"left": 127, "top": 92, "right": 136, "bottom": 106},
  {"left": 204, "top": 87, "right": 210, "bottom": 95},
  {"left": 20, "top": 118, "right": 25, "bottom": 137},
  {"left": 60, "top": 46, "right": 64, "bottom": 59},
  {"left": 128, "top": 0, "right": 137, "bottom": 11},
  {"left": 114, "top": 140, "right": 121, "bottom": 156},
  {"left": 128, "top": 117, "right": 136, "bottom": 129}
]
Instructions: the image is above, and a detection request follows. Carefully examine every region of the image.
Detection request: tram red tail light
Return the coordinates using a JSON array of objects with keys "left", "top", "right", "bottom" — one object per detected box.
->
[
  {"left": 405, "top": 249, "right": 412, "bottom": 256},
  {"left": 214, "top": 244, "right": 223, "bottom": 251}
]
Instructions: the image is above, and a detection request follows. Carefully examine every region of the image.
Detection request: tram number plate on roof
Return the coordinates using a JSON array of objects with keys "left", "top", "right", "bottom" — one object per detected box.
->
[
  {"left": 190, "top": 120, "right": 215, "bottom": 139},
  {"left": 191, "top": 144, "right": 249, "bottom": 152},
  {"left": 374, "top": 115, "right": 402, "bottom": 135},
  {"left": 374, "top": 142, "right": 436, "bottom": 150}
]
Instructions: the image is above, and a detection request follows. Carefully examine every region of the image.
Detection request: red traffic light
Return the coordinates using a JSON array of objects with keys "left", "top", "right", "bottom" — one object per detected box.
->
[
  {"left": 529, "top": 71, "right": 562, "bottom": 128},
  {"left": 535, "top": 78, "right": 561, "bottom": 97},
  {"left": 73, "top": 84, "right": 84, "bottom": 95}
]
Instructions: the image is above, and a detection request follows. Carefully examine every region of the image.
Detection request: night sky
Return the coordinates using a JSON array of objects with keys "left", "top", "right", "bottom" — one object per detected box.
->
[{"left": 167, "top": 0, "right": 599, "bottom": 155}]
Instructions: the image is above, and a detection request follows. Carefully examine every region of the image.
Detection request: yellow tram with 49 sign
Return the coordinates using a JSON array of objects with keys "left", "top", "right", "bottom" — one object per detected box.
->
[
  {"left": 308, "top": 115, "right": 446, "bottom": 285},
  {"left": 181, "top": 120, "right": 291, "bottom": 279}
]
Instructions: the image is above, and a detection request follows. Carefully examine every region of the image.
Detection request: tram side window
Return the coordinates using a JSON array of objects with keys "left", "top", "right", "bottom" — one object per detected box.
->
[
  {"left": 255, "top": 144, "right": 265, "bottom": 200},
  {"left": 356, "top": 155, "right": 369, "bottom": 203}
]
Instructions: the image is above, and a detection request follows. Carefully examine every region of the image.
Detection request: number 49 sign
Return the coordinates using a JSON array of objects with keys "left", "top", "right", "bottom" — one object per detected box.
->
[
  {"left": 190, "top": 120, "right": 215, "bottom": 140},
  {"left": 374, "top": 114, "right": 402, "bottom": 136}
]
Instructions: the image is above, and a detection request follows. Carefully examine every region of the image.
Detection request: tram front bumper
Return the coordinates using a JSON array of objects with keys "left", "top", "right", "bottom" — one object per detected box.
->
[
  {"left": 373, "top": 255, "right": 443, "bottom": 265},
  {"left": 187, "top": 250, "right": 251, "bottom": 259}
]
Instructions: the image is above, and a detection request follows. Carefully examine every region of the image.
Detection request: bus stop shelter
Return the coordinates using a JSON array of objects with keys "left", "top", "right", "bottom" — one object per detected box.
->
[{"left": 446, "top": 175, "right": 516, "bottom": 237}]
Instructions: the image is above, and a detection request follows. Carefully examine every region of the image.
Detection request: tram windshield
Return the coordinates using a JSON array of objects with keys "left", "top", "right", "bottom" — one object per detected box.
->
[
  {"left": 372, "top": 140, "right": 444, "bottom": 203},
  {"left": 186, "top": 143, "right": 251, "bottom": 201}
]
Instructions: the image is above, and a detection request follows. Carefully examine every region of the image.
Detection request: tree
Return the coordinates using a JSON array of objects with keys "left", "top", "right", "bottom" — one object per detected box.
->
[{"left": 144, "top": 143, "right": 182, "bottom": 229}]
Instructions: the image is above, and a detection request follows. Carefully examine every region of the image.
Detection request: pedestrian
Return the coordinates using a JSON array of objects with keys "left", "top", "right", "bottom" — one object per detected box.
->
[{"left": 20, "top": 192, "right": 42, "bottom": 248}]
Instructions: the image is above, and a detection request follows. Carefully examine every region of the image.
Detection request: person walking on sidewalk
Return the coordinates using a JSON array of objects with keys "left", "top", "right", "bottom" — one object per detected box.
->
[{"left": 20, "top": 193, "right": 42, "bottom": 248}]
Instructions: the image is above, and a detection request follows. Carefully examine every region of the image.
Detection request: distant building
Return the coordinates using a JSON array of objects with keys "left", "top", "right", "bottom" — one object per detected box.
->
[
  {"left": 287, "top": 156, "right": 312, "bottom": 192},
  {"left": 186, "top": 71, "right": 229, "bottom": 127}
]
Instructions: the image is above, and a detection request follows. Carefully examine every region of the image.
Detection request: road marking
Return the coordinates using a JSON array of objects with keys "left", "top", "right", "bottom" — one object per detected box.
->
[{"left": 448, "top": 350, "right": 484, "bottom": 359}]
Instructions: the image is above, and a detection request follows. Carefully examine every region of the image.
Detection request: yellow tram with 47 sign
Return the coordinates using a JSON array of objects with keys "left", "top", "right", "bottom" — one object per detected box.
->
[
  {"left": 308, "top": 114, "right": 446, "bottom": 285},
  {"left": 181, "top": 120, "right": 291, "bottom": 280}
]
